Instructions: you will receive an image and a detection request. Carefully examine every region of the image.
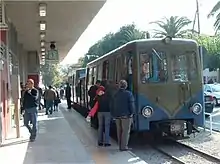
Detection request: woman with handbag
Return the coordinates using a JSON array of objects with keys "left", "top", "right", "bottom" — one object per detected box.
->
[{"left": 87, "top": 85, "right": 111, "bottom": 147}]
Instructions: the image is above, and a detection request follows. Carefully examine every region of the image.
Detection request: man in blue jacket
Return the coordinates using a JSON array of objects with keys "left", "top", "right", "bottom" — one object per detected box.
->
[
  {"left": 111, "top": 80, "right": 135, "bottom": 151},
  {"left": 23, "top": 79, "right": 39, "bottom": 142}
]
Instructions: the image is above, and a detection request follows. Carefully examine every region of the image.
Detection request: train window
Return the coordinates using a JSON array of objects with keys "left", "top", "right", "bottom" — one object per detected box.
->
[
  {"left": 89, "top": 68, "right": 94, "bottom": 85},
  {"left": 108, "top": 59, "right": 115, "bottom": 80},
  {"left": 121, "top": 55, "right": 128, "bottom": 79},
  {"left": 93, "top": 67, "right": 97, "bottom": 83},
  {"left": 116, "top": 56, "right": 122, "bottom": 83},
  {"left": 97, "top": 64, "right": 102, "bottom": 80},
  {"left": 128, "top": 56, "right": 133, "bottom": 75},
  {"left": 102, "top": 60, "right": 109, "bottom": 79},
  {"left": 140, "top": 51, "right": 168, "bottom": 83},
  {"left": 188, "top": 52, "right": 198, "bottom": 80},
  {"left": 171, "top": 55, "right": 188, "bottom": 82}
]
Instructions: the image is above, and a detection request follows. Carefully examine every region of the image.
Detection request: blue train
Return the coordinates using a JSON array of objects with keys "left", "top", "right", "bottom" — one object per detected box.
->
[{"left": 76, "top": 37, "right": 204, "bottom": 137}]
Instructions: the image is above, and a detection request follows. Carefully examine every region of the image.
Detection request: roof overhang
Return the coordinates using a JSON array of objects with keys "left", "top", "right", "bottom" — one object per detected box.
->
[{"left": 4, "top": 0, "right": 106, "bottom": 61}]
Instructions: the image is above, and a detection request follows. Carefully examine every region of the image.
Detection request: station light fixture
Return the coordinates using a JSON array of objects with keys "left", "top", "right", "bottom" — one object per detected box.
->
[
  {"left": 41, "top": 48, "right": 46, "bottom": 52},
  {"left": 42, "top": 52, "right": 46, "bottom": 56},
  {"left": 40, "top": 32, "right": 46, "bottom": 39},
  {"left": 40, "top": 40, "right": 45, "bottom": 47},
  {"left": 40, "top": 21, "right": 46, "bottom": 31},
  {"left": 39, "top": 3, "right": 47, "bottom": 17}
]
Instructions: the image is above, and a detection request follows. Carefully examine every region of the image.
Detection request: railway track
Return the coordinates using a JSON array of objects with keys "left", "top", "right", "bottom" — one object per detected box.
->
[
  {"left": 151, "top": 139, "right": 220, "bottom": 164},
  {"left": 152, "top": 145, "right": 185, "bottom": 164}
]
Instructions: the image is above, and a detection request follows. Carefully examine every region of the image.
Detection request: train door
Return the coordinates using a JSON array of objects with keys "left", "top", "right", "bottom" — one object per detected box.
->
[
  {"left": 115, "top": 56, "right": 122, "bottom": 84},
  {"left": 72, "top": 74, "right": 75, "bottom": 102},
  {"left": 85, "top": 68, "right": 90, "bottom": 108}
]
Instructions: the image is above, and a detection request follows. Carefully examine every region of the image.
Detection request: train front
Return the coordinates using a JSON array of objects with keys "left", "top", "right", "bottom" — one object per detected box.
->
[{"left": 136, "top": 37, "right": 204, "bottom": 137}]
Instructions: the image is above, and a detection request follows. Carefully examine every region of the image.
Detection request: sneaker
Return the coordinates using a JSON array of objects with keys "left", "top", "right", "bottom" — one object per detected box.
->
[
  {"left": 98, "top": 142, "right": 103, "bottom": 146},
  {"left": 29, "top": 138, "right": 35, "bottom": 142},
  {"left": 104, "top": 143, "right": 111, "bottom": 147},
  {"left": 120, "top": 148, "right": 132, "bottom": 151}
]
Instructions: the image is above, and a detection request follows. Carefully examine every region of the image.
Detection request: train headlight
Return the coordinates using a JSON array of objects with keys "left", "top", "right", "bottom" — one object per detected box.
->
[
  {"left": 192, "top": 103, "right": 202, "bottom": 115},
  {"left": 142, "top": 106, "right": 153, "bottom": 117},
  {"left": 162, "top": 36, "right": 172, "bottom": 44}
]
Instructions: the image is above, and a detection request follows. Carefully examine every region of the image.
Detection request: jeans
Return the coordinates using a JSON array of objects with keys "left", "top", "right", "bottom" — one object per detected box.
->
[
  {"left": 23, "top": 108, "right": 38, "bottom": 139},
  {"left": 46, "top": 100, "right": 54, "bottom": 114},
  {"left": 97, "top": 112, "right": 111, "bottom": 144}
]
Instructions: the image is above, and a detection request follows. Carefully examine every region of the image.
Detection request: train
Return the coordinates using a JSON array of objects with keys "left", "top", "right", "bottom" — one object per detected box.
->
[{"left": 72, "top": 36, "right": 204, "bottom": 137}]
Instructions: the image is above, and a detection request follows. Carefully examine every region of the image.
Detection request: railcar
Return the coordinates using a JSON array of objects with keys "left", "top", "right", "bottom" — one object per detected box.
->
[
  {"left": 72, "top": 68, "right": 87, "bottom": 113},
  {"left": 85, "top": 36, "right": 204, "bottom": 137}
]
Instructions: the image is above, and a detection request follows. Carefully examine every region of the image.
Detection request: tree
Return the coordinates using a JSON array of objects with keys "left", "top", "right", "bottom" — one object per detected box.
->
[
  {"left": 83, "top": 24, "right": 147, "bottom": 66},
  {"left": 150, "top": 16, "right": 192, "bottom": 38},
  {"left": 208, "top": 1, "right": 220, "bottom": 33},
  {"left": 41, "top": 62, "right": 62, "bottom": 87},
  {"left": 60, "top": 57, "right": 83, "bottom": 80},
  {"left": 193, "top": 35, "right": 220, "bottom": 70}
]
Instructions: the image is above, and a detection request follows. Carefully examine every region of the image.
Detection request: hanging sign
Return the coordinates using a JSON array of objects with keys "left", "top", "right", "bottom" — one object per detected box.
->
[{"left": 45, "top": 49, "right": 59, "bottom": 63}]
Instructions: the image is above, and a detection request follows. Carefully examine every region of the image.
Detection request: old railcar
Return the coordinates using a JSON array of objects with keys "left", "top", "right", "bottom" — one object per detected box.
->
[{"left": 85, "top": 37, "right": 204, "bottom": 137}]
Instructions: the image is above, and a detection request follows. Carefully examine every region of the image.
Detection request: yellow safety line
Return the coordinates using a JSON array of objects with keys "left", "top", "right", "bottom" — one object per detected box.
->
[{"left": 90, "top": 148, "right": 111, "bottom": 164}]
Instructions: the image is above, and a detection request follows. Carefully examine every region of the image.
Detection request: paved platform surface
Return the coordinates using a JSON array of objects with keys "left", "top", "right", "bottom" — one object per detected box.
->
[{"left": 0, "top": 103, "right": 147, "bottom": 164}]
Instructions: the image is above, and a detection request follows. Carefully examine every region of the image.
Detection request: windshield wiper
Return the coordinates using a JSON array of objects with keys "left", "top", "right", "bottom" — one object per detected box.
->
[{"left": 152, "top": 48, "right": 162, "bottom": 61}]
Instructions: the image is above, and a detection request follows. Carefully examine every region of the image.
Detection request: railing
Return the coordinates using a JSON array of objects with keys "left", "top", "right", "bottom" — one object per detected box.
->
[
  {"left": 204, "top": 112, "right": 213, "bottom": 135},
  {"left": 204, "top": 110, "right": 219, "bottom": 135}
]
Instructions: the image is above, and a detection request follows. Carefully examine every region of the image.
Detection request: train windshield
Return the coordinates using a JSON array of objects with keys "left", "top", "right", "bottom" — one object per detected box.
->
[
  {"left": 140, "top": 50, "right": 168, "bottom": 83},
  {"left": 171, "top": 51, "right": 198, "bottom": 82}
]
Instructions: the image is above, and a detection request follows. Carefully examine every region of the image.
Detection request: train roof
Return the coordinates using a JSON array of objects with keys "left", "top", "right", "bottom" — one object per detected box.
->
[
  {"left": 87, "top": 38, "right": 197, "bottom": 66},
  {"left": 75, "top": 68, "right": 86, "bottom": 71}
]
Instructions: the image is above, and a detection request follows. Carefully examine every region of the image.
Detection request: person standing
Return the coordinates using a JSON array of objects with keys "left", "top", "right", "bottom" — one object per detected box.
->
[
  {"left": 65, "top": 82, "right": 72, "bottom": 109},
  {"left": 96, "top": 85, "right": 112, "bottom": 147},
  {"left": 60, "top": 87, "right": 64, "bottom": 99},
  {"left": 23, "top": 79, "right": 39, "bottom": 142},
  {"left": 44, "top": 86, "right": 56, "bottom": 115},
  {"left": 88, "top": 80, "right": 101, "bottom": 128},
  {"left": 54, "top": 88, "right": 60, "bottom": 111},
  {"left": 36, "top": 86, "right": 43, "bottom": 110},
  {"left": 88, "top": 80, "right": 101, "bottom": 108},
  {"left": 111, "top": 80, "right": 135, "bottom": 151}
]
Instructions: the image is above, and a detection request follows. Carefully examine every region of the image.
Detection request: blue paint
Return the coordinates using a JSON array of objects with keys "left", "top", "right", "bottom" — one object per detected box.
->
[{"left": 133, "top": 90, "right": 204, "bottom": 131}]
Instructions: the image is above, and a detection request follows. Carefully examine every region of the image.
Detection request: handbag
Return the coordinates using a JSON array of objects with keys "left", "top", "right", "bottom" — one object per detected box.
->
[{"left": 88, "top": 101, "right": 99, "bottom": 117}]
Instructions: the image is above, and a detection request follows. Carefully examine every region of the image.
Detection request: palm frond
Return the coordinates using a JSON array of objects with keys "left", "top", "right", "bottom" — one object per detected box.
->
[{"left": 208, "top": 1, "right": 220, "bottom": 18}]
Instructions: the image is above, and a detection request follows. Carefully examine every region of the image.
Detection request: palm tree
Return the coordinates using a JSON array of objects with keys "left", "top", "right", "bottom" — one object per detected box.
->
[
  {"left": 150, "top": 16, "right": 192, "bottom": 38},
  {"left": 208, "top": 1, "right": 220, "bottom": 33}
]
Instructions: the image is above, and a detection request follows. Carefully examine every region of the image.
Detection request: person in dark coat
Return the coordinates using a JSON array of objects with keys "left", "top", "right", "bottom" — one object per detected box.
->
[
  {"left": 65, "top": 82, "right": 72, "bottom": 109},
  {"left": 88, "top": 80, "right": 101, "bottom": 128},
  {"left": 88, "top": 80, "right": 101, "bottom": 108},
  {"left": 111, "top": 80, "right": 135, "bottom": 151},
  {"left": 23, "top": 79, "right": 39, "bottom": 142}
]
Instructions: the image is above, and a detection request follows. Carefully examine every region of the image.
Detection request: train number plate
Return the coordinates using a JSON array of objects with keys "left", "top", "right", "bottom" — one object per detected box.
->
[{"left": 171, "top": 124, "right": 181, "bottom": 132}]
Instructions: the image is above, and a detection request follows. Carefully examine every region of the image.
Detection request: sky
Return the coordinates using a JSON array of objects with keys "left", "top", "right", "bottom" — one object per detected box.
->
[{"left": 61, "top": 0, "right": 217, "bottom": 65}]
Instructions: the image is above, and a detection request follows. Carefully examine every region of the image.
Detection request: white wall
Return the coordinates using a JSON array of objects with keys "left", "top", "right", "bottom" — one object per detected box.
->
[{"left": 203, "top": 68, "right": 219, "bottom": 83}]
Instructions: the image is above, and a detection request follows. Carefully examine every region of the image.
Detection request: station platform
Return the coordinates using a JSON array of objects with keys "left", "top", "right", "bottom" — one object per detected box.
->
[{"left": 0, "top": 103, "right": 147, "bottom": 164}]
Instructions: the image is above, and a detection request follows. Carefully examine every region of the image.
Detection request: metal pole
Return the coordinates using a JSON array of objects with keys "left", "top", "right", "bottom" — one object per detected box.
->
[{"left": 196, "top": 0, "right": 201, "bottom": 34}]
